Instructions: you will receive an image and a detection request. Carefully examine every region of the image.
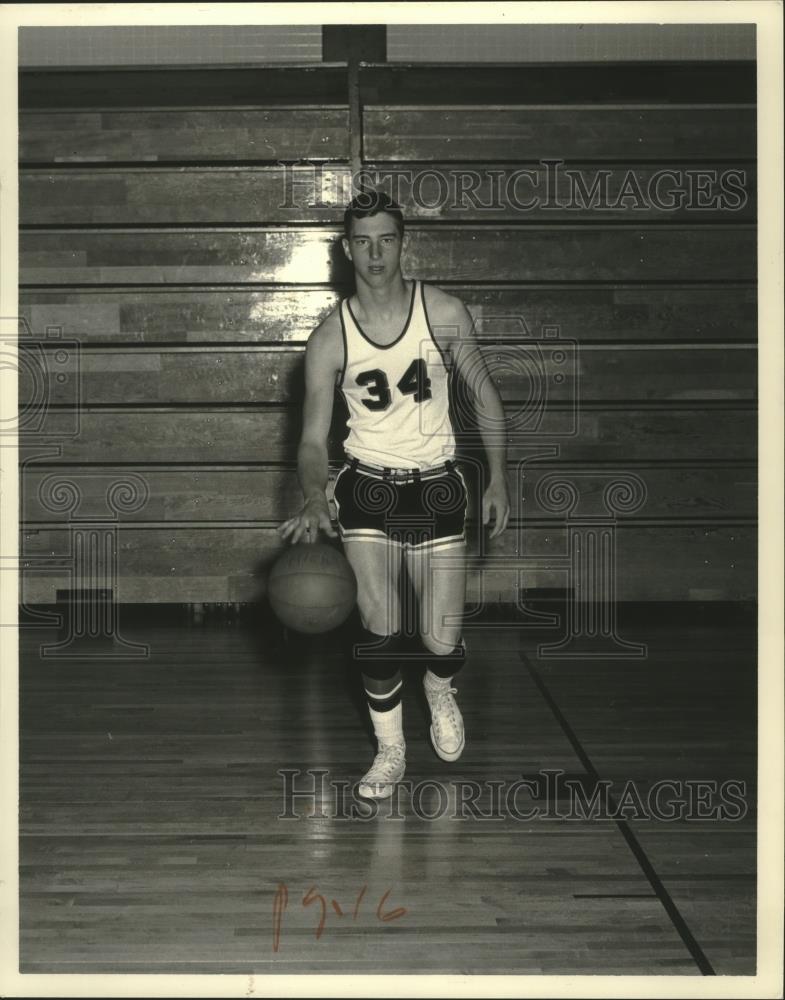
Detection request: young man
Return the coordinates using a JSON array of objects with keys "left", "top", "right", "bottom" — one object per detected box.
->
[{"left": 279, "top": 191, "right": 509, "bottom": 799}]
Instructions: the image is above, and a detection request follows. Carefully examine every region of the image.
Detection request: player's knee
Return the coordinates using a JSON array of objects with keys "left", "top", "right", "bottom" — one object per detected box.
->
[
  {"left": 352, "top": 626, "right": 405, "bottom": 699},
  {"left": 420, "top": 629, "right": 463, "bottom": 657},
  {"left": 357, "top": 597, "right": 399, "bottom": 637},
  {"left": 421, "top": 635, "right": 466, "bottom": 678}
]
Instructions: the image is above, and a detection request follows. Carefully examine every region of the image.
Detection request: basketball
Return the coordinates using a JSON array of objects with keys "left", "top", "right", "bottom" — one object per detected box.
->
[{"left": 267, "top": 542, "right": 357, "bottom": 634}]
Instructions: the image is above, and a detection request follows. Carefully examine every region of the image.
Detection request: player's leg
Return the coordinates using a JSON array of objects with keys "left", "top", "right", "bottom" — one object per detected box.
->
[
  {"left": 403, "top": 463, "right": 469, "bottom": 760},
  {"left": 342, "top": 533, "right": 403, "bottom": 708},
  {"left": 406, "top": 538, "right": 466, "bottom": 653},
  {"left": 342, "top": 536, "right": 406, "bottom": 798},
  {"left": 342, "top": 534, "right": 402, "bottom": 637},
  {"left": 405, "top": 538, "right": 468, "bottom": 761}
]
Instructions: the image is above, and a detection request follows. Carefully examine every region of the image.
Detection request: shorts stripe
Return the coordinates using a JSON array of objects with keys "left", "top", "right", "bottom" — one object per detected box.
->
[
  {"left": 339, "top": 528, "right": 404, "bottom": 546},
  {"left": 406, "top": 533, "right": 467, "bottom": 552}
]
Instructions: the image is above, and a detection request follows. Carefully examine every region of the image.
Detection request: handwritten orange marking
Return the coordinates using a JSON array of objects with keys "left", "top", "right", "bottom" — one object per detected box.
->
[
  {"left": 272, "top": 883, "right": 288, "bottom": 953},
  {"left": 353, "top": 884, "right": 368, "bottom": 920},
  {"left": 376, "top": 887, "right": 407, "bottom": 923},
  {"left": 276, "top": 883, "right": 406, "bottom": 949},
  {"left": 302, "top": 885, "right": 327, "bottom": 939}
]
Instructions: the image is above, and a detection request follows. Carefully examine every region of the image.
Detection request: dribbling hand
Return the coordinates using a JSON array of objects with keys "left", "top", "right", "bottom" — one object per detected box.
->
[{"left": 277, "top": 495, "right": 338, "bottom": 545}]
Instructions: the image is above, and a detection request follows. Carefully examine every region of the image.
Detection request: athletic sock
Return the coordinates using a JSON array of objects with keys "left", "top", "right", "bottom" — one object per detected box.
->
[
  {"left": 367, "top": 699, "right": 404, "bottom": 748},
  {"left": 424, "top": 669, "right": 453, "bottom": 690}
]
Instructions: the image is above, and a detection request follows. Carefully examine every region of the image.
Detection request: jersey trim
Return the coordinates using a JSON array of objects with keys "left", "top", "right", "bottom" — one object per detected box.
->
[
  {"left": 421, "top": 282, "right": 451, "bottom": 367},
  {"left": 337, "top": 305, "right": 349, "bottom": 388},
  {"left": 346, "top": 279, "right": 417, "bottom": 351}
]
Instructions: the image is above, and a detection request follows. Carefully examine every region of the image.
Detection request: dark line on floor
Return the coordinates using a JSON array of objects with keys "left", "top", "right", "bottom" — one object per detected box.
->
[
  {"left": 573, "top": 893, "right": 658, "bottom": 899},
  {"left": 520, "top": 651, "right": 716, "bottom": 976}
]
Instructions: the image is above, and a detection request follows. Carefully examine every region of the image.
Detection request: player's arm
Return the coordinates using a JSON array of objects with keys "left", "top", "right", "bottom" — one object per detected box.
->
[
  {"left": 278, "top": 317, "right": 341, "bottom": 545},
  {"left": 428, "top": 287, "right": 511, "bottom": 539}
]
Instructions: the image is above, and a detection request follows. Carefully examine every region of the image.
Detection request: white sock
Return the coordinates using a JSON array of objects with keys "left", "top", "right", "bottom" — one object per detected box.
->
[
  {"left": 368, "top": 701, "right": 404, "bottom": 747},
  {"left": 425, "top": 669, "right": 452, "bottom": 690}
]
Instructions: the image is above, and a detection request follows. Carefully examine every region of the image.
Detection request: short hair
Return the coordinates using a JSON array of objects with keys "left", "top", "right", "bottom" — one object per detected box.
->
[{"left": 343, "top": 190, "right": 404, "bottom": 240}]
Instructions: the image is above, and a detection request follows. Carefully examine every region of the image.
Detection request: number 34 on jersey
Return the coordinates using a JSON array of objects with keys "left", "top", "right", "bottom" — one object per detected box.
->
[{"left": 355, "top": 359, "right": 432, "bottom": 411}]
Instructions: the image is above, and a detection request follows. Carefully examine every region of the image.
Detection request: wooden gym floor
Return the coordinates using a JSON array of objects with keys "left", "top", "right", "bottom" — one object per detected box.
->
[{"left": 18, "top": 609, "right": 756, "bottom": 975}]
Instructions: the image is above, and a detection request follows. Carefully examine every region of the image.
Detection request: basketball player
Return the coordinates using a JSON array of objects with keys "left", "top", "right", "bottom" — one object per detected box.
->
[{"left": 279, "top": 192, "right": 510, "bottom": 799}]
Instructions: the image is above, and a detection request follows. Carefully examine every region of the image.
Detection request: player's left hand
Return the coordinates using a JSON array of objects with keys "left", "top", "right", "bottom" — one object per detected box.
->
[{"left": 482, "top": 479, "right": 511, "bottom": 539}]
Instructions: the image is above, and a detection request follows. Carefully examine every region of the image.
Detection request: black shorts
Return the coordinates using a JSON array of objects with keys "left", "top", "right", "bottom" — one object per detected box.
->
[{"left": 333, "top": 458, "right": 467, "bottom": 550}]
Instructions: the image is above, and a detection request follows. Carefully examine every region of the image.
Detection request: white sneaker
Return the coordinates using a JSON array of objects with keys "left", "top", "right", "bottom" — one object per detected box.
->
[
  {"left": 357, "top": 741, "right": 406, "bottom": 800},
  {"left": 423, "top": 677, "right": 465, "bottom": 761}
]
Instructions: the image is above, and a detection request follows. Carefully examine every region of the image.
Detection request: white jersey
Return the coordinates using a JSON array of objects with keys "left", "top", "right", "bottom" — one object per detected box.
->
[{"left": 338, "top": 280, "right": 456, "bottom": 470}]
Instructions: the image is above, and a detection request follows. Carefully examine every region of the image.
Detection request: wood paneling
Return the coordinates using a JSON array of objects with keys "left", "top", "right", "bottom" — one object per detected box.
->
[
  {"left": 504, "top": 407, "right": 757, "bottom": 462},
  {"left": 21, "top": 464, "right": 756, "bottom": 524},
  {"left": 20, "top": 346, "right": 307, "bottom": 405},
  {"left": 21, "top": 229, "right": 343, "bottom": 285},
  {"left": 20, "top": 468, "right": 303, "bottom": 523},
  {"left": 18, "top": 62, "right": 756, "bottom": 110},
  {"left": 19, "top": 524, "right": 755, "bottom": 604},
  {"left": 363, "top": 107, "right": 755, "bottom": 162},
  {"left": 21, "top": 168, "right": 350, "bottom": 225},
  {"left": 474, "top": 464, "right": 757, "bottom": 522},
  {"left": 462, "top": 286, "right": 757, "bottom": 343},
  {"left": 21, "top": 410, "right": 301, "bottom": 464},
  {"left": 20, "top": 227, "right": 756, "bottom": 285},
  {"left": 20, "top": 288, "right": 343, "bottom": 343},
  {"left": 20, "top": 163, "right": 755, "bottom": 224},
  {"left": 19, "top": 344, "right": 757, "bottom": 405},
  {"left": 20, "top": 406, "right": 756, "bottom": 465},
  {"left": 20, "top": 109, "right": 350, "bottom": 164},
  {"left": 20, "top": 285, "right": 756, "bottom": 344},
  {"left": 359, "top": 62, "right": 757, "bottom": 105},
  {"left": 19, "top": 66, "right": 350, "bottom": 109},
  {"left": 476, "top": 524, "right": 756, "bottom": 603}
]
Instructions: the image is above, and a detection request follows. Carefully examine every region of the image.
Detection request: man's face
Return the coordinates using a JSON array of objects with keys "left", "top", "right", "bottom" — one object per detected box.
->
[{"left": 342, "top": 212, "right": 404, "bottom": 285}]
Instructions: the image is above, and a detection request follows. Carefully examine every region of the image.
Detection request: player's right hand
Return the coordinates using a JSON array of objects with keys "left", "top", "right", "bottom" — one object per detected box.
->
[{"left": 277, "top": 495, "right": 338, "bottom": 545}]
